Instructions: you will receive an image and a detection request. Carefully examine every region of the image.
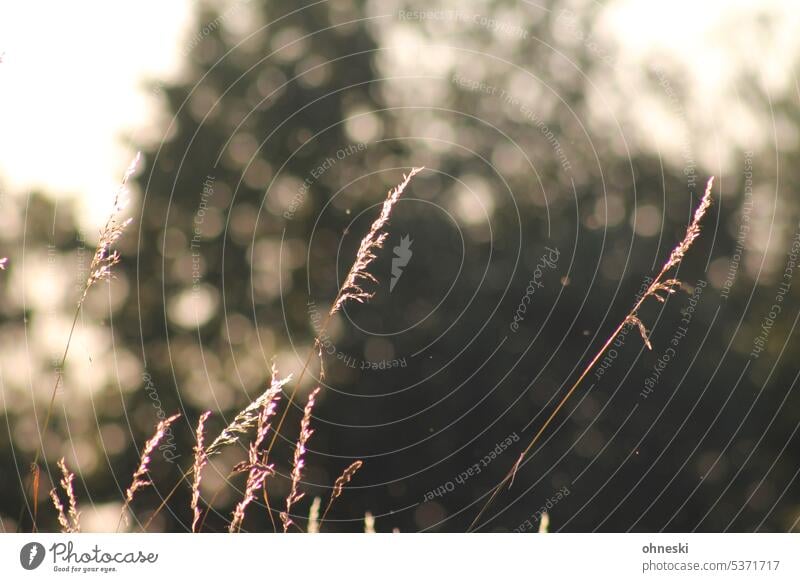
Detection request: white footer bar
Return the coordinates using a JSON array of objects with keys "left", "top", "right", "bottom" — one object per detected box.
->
[{"left": 1, "top": 533, "right": 797, "bottom": 581}]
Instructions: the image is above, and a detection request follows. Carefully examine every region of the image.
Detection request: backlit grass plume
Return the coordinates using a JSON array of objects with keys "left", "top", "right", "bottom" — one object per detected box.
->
[
  {"left": 81, "top": 152, "right": 139, "bottom": 303},
  {"left": 140, "top": 368, "right": 290, "bottom": 533},
  {"left": 332, "top": 167, "right": 425, "bottom": 314},
  {"left": 118, "top": 413, "right": 180, "bottom": 530},
  {"left": 626, "top": 176, "right": 715, "bottom": 349},
  {"left": 190, "top": 411, "right": 211, "bottom": 533},
  {"left": 280, "top": 387, "right": 320, "bottom": 532},
  {"left": 49, "top": 458, "right": 80, "bottom": 533},
  {"left": 139, "top": 169, "right": 424, "bottom": 532},
  {"left": 25, "top": 153, "right": 140, "bottom": 531},
  {"left": 320, "top": 459, "right": 363, "bottom": 528},
  {"left": 229, "top": 383, "right": 282, "bottom": 532},
  {"left": 207, "top": 369, "right": 291, "bottom": 456},
  {"left": 469, "top": 177, "right": 715, "bottom": 531},
  {"left": 265, "top": 168, "right": 423, "bottom": 469}
]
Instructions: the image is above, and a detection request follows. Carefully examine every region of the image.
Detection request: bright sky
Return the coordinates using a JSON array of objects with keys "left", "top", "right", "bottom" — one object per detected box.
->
[
  {"left": 0, "top": 0, "right": 192, "bottom": 230},
  {"left": 597, "top": 0, "right": 800, "bottom": 171},
  {"left": 0, "top": 0, "right": 797, "bottom": 232}
]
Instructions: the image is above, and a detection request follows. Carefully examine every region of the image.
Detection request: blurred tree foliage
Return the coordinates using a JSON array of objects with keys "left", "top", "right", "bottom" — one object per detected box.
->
[{"left": 3, "top": 0, "right": 799, "bottom": 533}]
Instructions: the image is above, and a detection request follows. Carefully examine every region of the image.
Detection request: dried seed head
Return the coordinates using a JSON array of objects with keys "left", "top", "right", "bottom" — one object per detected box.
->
[
  {"left": 50, "top": 458, "right": 80, "bottom": 533},
  {"left": 82, "top": 153, "right": 139, "bottom": 303},
  {"left": 664, "top": 176, "right": 714, "bottom": 271},
  {"left": 119, "top": 413, "right": 180, "bottom": 527},
  {"left": 627, "top": 315, "right": 652, "bottom": 350},
  {"left": 190, "top": 411, "right": 211, "bottom": 533},
  {"left": 50, "top": 489, "right": 71, "bottom": 533},
  {"left": 207, "top": 368, "right": 291, "bottom": 456},
  {"left": 229, "top": 373, "right": 284, "bottom": 532},
  {"left": 331, "top": 168, "right": 424, "bottom": 315},
  {"left": 57, "top": 458, "right": 80, "bottom": 532},
  {"left": 281, "top": 387, "right": 320, "bottom": 532},
  {"left": 320, "top": 459, "right": 364, "bottom": 527}
]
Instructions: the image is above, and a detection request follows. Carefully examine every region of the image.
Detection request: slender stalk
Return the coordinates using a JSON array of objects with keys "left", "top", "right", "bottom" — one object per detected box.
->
[
  {"left": 319, "top": 459, "right": 363, "bottom": 530},
  {"left": 143, "top": 167, "right": 422, "bottom": 530},
  {"left": 467, "top": 303, "right": 636, "bottom": 531},
  {"left": 33, "top": 305, "right": 81, "bottom": 467},
  {"left": 468, "top": 177, "right": 715, "bottom": 532},
  {"left": 265, "top": 169, "right": 422, "bottom": 468},
  {"left": 22, "top": 154, "right": 138, "bottom": 530},
  {"left": 23, "top": 297, "right": 81, "bottom": 531},
  {"left": 116, "top": 413, "right": 180, "bottom": 531}
]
